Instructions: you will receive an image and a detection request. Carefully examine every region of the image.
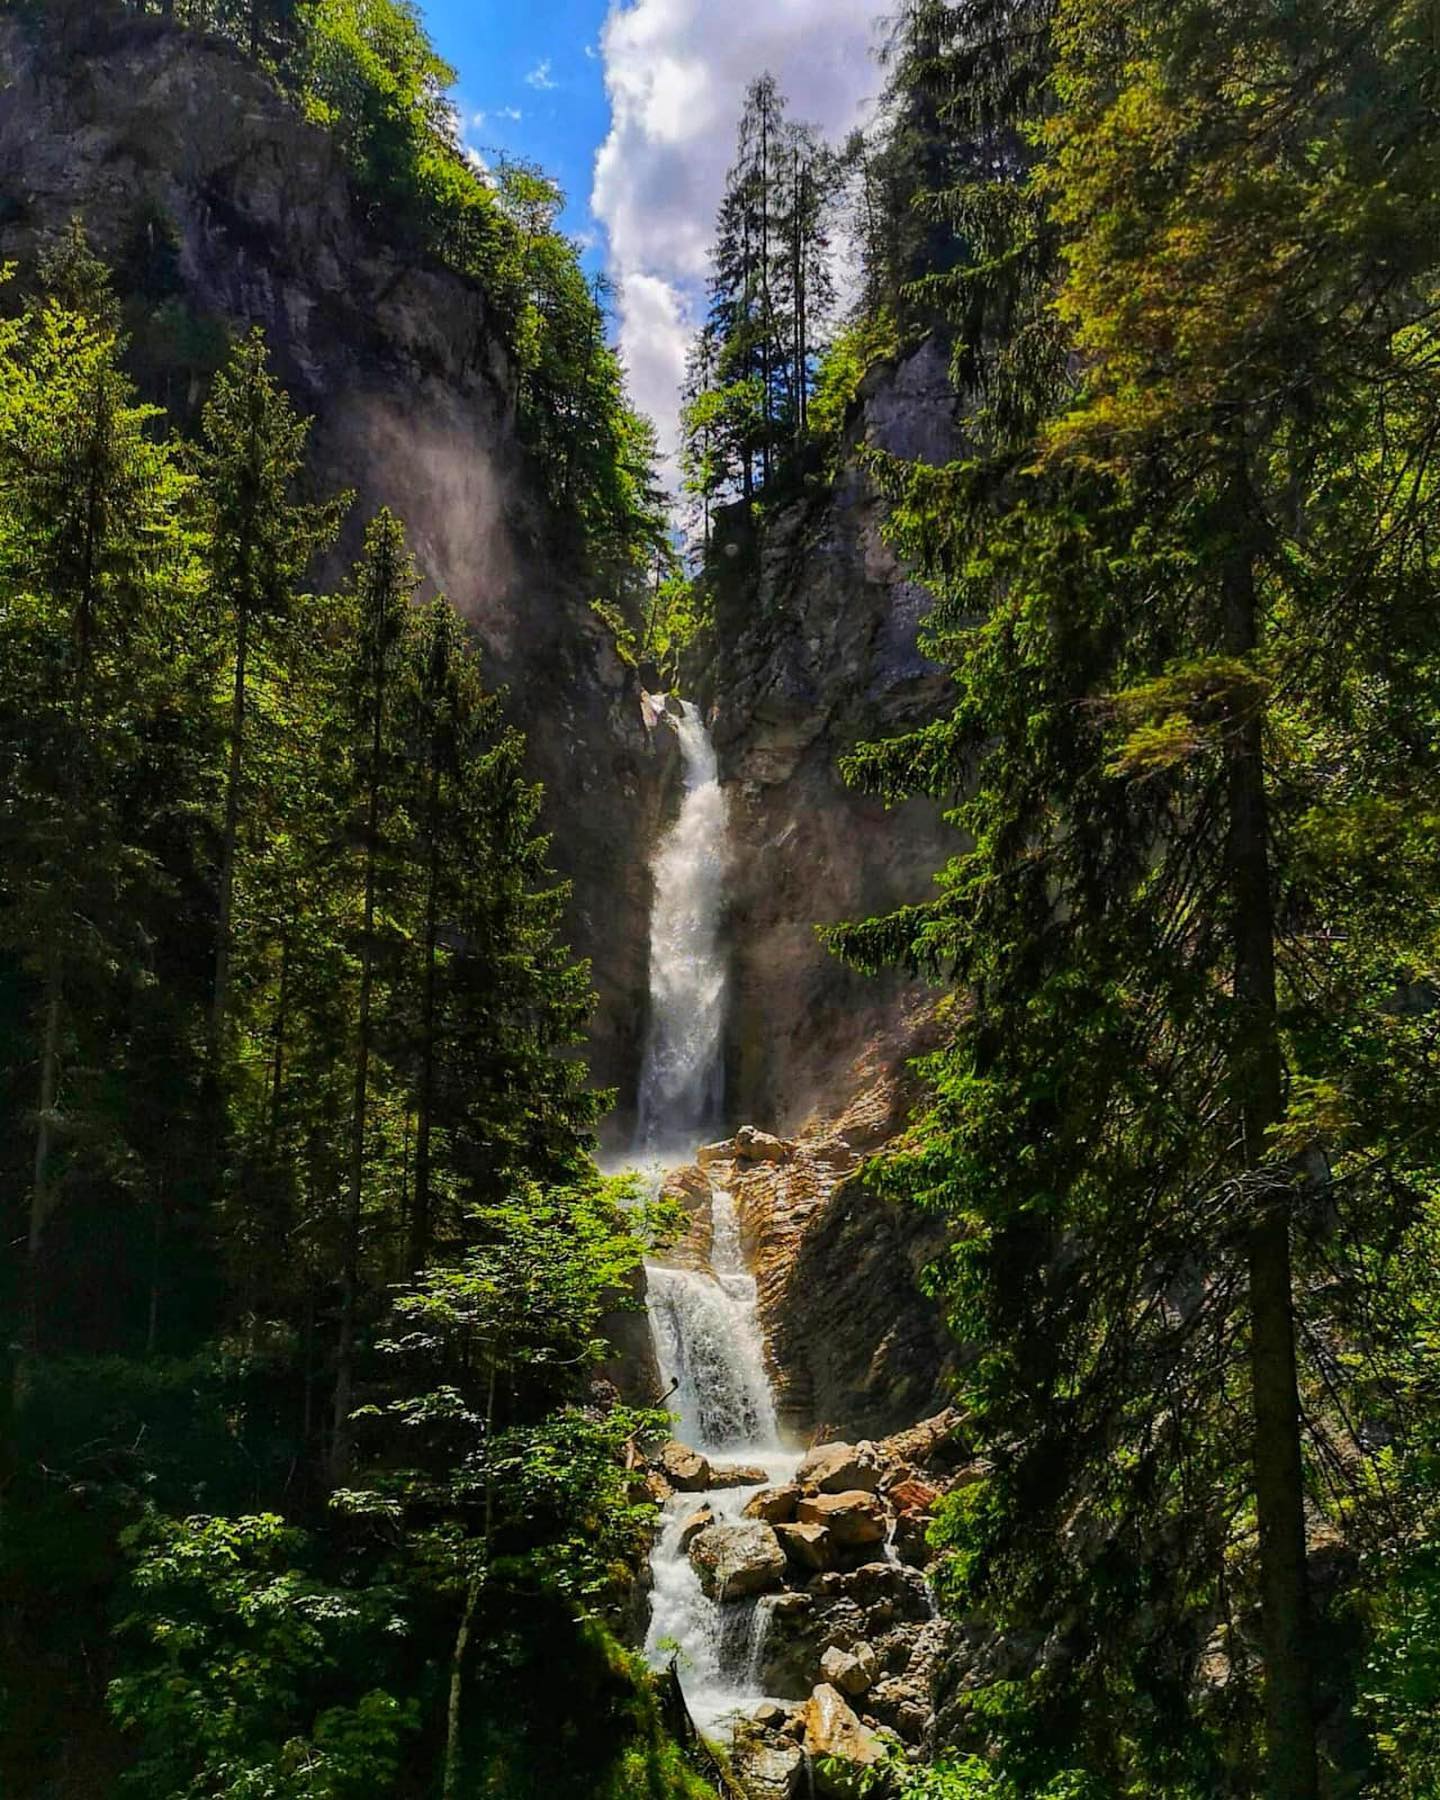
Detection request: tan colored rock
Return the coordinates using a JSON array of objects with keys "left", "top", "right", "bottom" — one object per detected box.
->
[
  {"left": 731, "top": 1727, "right": 805, "bottom": 1800},
  {"left": 689, "top": 1521, "right": 787, "bottom": 1601},
  {"left": 735, "top": 1125, "right": 794, "bottom": 1162},
  {"left": 796, "top": 1490, "right": 887, "bottom": 1548},
  {"left": 709, "top": 1461, "right": 770, "bottom": 1489},
  {"left": 796, "top": 1441, "right": 881, "bottom": 1495},
  {"left": 678, "top": 1506, "right": 714, "bottom": 1552},
  {"left": 744, "top": 1484, "right": 800, "bottom": 1524},
  {"left": 820, "top": 1643, "right": 879, "bottom": 1698},
  {"left": 696, "top": 1139, "right": 736, "bottom": 1167},
  {"left": 657, "top": 1440, "right": 711, "bottom": 1492},
  {"left": 775, "top": 1521, "right": 833, "bottom": 1573},
  {"left": 801, "top": 1684, "right": 883, "bottom": 1795},
  {"left": 878, "top": 1409, "right": 967, "bottom": 1473},
  {"left": 888, "top": 1477, "right": 940, "bottom": 1514}
]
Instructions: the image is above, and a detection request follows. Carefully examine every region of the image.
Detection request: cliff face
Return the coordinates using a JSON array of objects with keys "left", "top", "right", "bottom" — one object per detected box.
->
[
  {"left": 707, "top": 338, "right": 960, "bottom": 1136},
  {"left": 0, "top": 13, "right": 670, "bottom": 1128}
]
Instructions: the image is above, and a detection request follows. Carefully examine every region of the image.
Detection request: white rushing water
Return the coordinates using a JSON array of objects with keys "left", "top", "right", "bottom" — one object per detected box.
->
[
  {"left": 637, "top": 701, "right": 730, "bottom": 1160},
  {"left": 644, "top": 1188, "right": 799, "bottom": 1734},
  {"left": 635, "top": 699, "right": 794, "bottom": 1737}
]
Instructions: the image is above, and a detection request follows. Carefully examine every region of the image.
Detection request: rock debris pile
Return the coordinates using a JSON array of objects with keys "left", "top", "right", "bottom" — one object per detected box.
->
[{"left": 643, "top": 1412, "right": 977, "bottom": 1796}]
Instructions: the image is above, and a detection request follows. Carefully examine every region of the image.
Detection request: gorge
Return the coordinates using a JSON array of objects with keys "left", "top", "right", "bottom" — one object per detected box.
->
[{"left": 3, "top": 5, "right": 1438, "bottom": 1799}]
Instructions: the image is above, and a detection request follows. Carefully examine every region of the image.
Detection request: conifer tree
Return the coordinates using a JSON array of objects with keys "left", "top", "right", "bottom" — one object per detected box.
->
[
  {"left": 194, "top": 328, "right": 343, "bottom": 1063},
  {"left": 833, "top": 3, "right": 1440, "bottom": 1795},
  {"left": 330, "top": 509, "right": 416, "bottom": 1483},
  {"left": 0, "top": 284, "right": 195, "bottom": 1378}
]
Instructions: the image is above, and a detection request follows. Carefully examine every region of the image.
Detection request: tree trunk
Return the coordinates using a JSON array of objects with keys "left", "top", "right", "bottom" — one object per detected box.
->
[
  {"left": 212, "top": 605, "right": 249, "bottom": 1059},
  {"left": 18, "top": 944, "right": 64, "bottom": 1400},
  {"left": 330, "top": 678, "right": 385, "bottom": 1486},
  {"left": 1222, "top": 477, "right": 1318, "bottom": 1800},
  {"left": 409, "top": 756, "right": 442, "bottom": 1273},
  {"left": 267, "top": 924, "right": 291, "bottom": 1161}
]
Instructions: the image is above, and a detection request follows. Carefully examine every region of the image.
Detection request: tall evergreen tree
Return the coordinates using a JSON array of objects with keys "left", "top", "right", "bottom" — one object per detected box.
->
[
  {"left": 830, "top": 0, "right": 1440, "bottom": 1794},
  {"left": 194, "top": 328, "right": 343, "bottom": 1063},
  {"left": 330, "top": 508, "right": 416, "bottom": 1484}
]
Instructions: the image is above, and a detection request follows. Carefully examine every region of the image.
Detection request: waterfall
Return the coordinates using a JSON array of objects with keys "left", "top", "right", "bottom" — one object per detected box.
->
[
  {"left": 634, "top": 698, "right": 794, "bottom": 1737},
  {"left": 637, "top": 700, "right": 730, "bottom": 1159}
]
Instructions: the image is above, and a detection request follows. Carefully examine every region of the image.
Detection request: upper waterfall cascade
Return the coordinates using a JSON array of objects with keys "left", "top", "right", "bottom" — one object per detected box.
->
[{"left": 636, "top": 700, "right": 731, "bottom": 1159}]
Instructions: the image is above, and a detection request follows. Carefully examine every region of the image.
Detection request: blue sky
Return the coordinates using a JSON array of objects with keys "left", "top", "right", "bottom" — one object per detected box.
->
[
  {"left": 419, "top": 0, "right": 890, "bottom": 481},
  {"left": 423, "top": 0, "right": 610, "bottom": 265}
]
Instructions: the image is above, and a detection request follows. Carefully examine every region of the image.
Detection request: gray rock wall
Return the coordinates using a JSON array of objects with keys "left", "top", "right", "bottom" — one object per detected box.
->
[{"left": 707, "top": 338, "right": 961, "bottom": 1134}]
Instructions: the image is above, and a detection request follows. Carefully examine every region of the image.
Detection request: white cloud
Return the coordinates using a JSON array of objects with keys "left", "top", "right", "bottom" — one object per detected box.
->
[
  {"left": 525, "top": 57, "right": 559, "bottom": 90},
  {"left": 592, "top": 0, "right": 889, "bottom": 483},
  {"left": 497, "top": 105, "right": 523, "bottom": 122}
]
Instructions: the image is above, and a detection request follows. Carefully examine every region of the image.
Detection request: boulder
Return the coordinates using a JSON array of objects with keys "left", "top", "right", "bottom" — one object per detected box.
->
[
  {"left": 796, "top": 1490, "right": 887, "bottom": 1548},
  {"left": 820, "top": 1643, "right": 880, "bottom": 1698},
  {"left": 775, "top": 1521, "right": 833, "bottom": 1573},
  {"left": 744, "top": 1484, "right": 800, "bottom": 1524},
  {"left": 811, "top": 1563, "right": 932, "bottom": 1628},
  {"left": 709, "top": 1461, "right": 771, "bottom": 1489},
  {"left": 888, "top": 1477, "right": 940, "bottom": 1514},
  {"left": 735, "top": 1125, "right": 794, "bottom": 1162},
  {"left": 757, "top": 1593, "right": 865, "bottom": 1700},
  {"left": 677, "top": 1505, "right": 714, "bottom": 1552},
  {"left": 689, "top": 1521, "right": 786, "bottom": 1601},
  {"left": 696, "top": 1139, "right": 735, "bottom": 1167},
  {"left": 801, "top": 1684, "right": 884, "bottom": 1796},
  {"left": 797, "top": 1442, "right": 881, "bottom": 1495},
  {"left": 731, "top": 1728, "right": 805, "bottom": 1800},
  {"left": 878, "top": 1409, "right": 968, "bottom": 1474},
  {"left": 657, "top": 1440, "right": 711, "bottom": 1492}
]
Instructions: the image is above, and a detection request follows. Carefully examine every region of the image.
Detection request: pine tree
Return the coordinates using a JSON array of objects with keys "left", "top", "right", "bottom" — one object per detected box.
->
[
  {"left": 830, "top": 0, "right": 1440, "bottom": 1792},
  {"left": 0, "top": 284, "right": 196, "bottom": 1382},
  {"left": 329, "top": 509, "right": 417, "bottom": 1484},
  {"left": 194, "top": 327, "right": 344, "bottom": 1064}
]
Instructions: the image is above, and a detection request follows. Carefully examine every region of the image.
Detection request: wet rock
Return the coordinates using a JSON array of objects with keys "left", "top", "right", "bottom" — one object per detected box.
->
[
  {"left": 657, "top": 1440, "right": 711, "bottom": 1492},
  {"left": 821, "top": 1643, "right": 880, "bottom": 1698},
  {"left": 677, "top": 1505, "right": 714, "bottom": 1552},
  {"left": 776, "top": 1521, "right": 833, "bottom": 1573},
  {"left": 801, "top": 1684, "right": 884, "bottom": 1796},
  {"left": 744, "top": 1484, "right": 800, "bottom": 1524},
  {"left": 710, "top": 1461, "right": 771, "bottom": 1488},
  {"left": 891, "top": 1509, "right": 936, "bottom": 1569},
  {"left": 689, "top": 1521, "right": 786, "bottom": 1601},
  {"left": 796, "top": 1490, "right": 887, "bottom": 1548},
  {"left": 865, "top": 1618, "right": 953, "bottom": 1746},
  {"left": 797, "top": 1441, "right": 881, "bottom": 1494}
]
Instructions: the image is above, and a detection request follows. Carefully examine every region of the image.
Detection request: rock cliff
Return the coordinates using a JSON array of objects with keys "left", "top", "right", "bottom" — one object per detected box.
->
[
  {"left": 705, "top": 338, "right": 960, "bottom": 1135},
  {"left": 0, "top": 12, "right": 671, "bottom": 1128}
]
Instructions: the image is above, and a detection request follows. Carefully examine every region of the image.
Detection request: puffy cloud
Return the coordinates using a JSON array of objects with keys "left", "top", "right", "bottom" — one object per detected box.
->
[
  {"left": 592, "top": 0, "right": 889, "bottom": 481},
  {"left": 525, "top": 57, "right": 559, "bottom": 90}
]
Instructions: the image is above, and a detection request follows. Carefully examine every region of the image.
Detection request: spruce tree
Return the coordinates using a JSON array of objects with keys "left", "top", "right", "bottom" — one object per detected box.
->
[{"left": 194, "top": 327, "right": 343, "bottom": 1064}]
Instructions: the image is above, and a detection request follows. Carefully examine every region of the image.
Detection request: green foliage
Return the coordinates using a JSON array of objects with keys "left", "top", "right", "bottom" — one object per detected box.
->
[
  {"left": 808, "top": 315, "right": 902, "bottom": 459},
  {"left": 0, "top": 261, "right": 678, "bottom": 1794},
  {"left": 824, "top": 0, "right": 1440, "bottom": 1794},
  {"left": 109, "top": 1513, "right": 415, "bottom": 1799},
  {"left": 36, "top": 0, "right": 665, "bottom": 588}
]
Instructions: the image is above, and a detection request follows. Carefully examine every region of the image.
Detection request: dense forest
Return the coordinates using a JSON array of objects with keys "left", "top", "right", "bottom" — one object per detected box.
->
[{"left": 2, "top": 0, "right": 1439, "bottom": 1798}]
